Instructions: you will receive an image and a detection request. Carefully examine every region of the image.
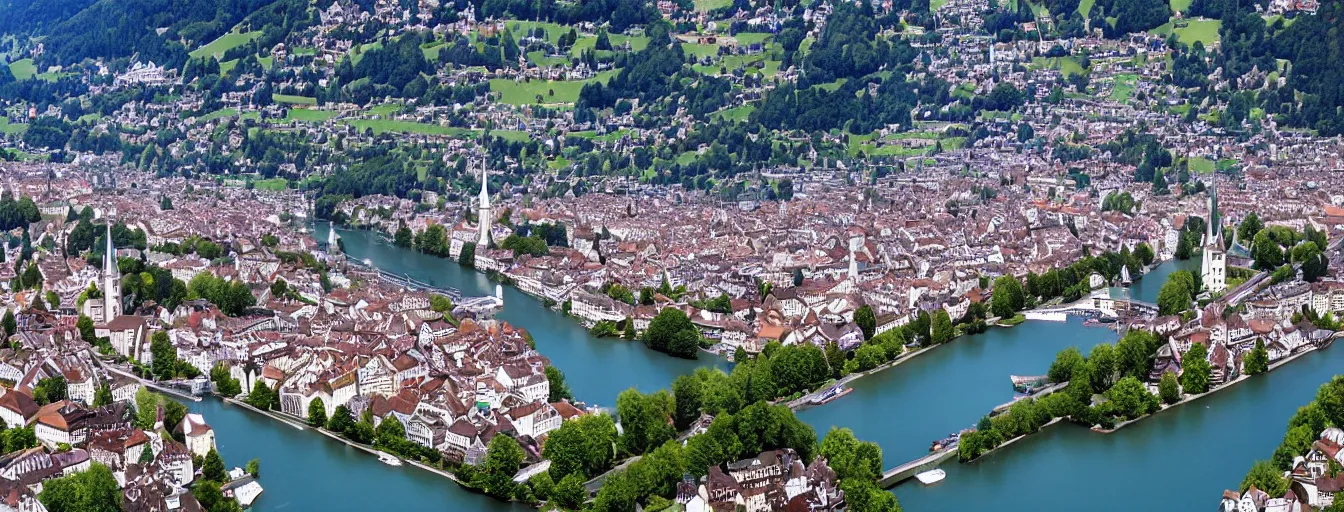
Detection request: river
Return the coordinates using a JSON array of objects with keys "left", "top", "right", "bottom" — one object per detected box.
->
[
  {"left": 198, "top": 229, "right": 1314, "bottom": 512},
  {"left": 183, "top": 398, "right": 531, "bottom": 512},
  {"left": 311, "top": 223, "right": 728, "bottom": 408}
]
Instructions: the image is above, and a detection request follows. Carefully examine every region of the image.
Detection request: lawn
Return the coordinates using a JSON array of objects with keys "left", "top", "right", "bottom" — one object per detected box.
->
[
  {"left": 367, "top": 103, "right": 403, "bottom": 117},
  {"left": 490, "top": 130, "right": 532, "bottom": 142},
  {"left": 343, "top": 119, "right": 476, "bottom": 137},
  {"left": 286, "top": 109, "right": 338, "bottom": 122},
  {"left": 194, "top": 108, "right": 238, "bottom": 124},
  {"left": 1149, "top": 19, "right": 1221, "bottom": 47},
  {"left": 489, "top": 70, "right": 617, "bottom": 105},
  {"left": 251, "top": 178, "right": 289, "bottom": 191},
  {"left": 714, "top": 104, "right": 755, "bottom": 122},
  {"left": 1188, "top": 156, "right": 1215, "bottom": 174},
  {"left": 1077, "top": 0, "right": 1095, "bottom": 16},
  {"left": 694, "top": 0, "right": 732, "bottom": 11},
  {"left": 190, "top": 29, "right": 261, "bottom": 60},
  {"left": 1169, "top": 0, "right": 1194, "bottom": 14},
  {"left": 0, "top": 117, "right": 27, "bottom": 136},
  {"left": 683, "top": 43, "right": 722, "bottom": 60},
  {"left": 734, "top": 33, "right": 773, "bottom": 45},
  {"left": 272, "top": 94, "right": 317, "bottom": 105},
  {"left": 8, "top": 59, "right": 35, "bottom": 80},
  {"left": 1109, "top": 74, "right": 1138, "bottom": 103}
]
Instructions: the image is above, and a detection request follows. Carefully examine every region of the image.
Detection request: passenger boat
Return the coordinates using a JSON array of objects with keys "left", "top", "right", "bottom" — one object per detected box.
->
[
  {"left": 1010, "top": 375, "right": 1049, "bottom": 393},
  {"left": 378, "top": 452, "right": 403, "bottom": 466},
  {"left": 809, "top": 385, "right": 853, "bottom": 405},
  {"left": 915, "top": 469, "right": 946, "bottom": 485}
]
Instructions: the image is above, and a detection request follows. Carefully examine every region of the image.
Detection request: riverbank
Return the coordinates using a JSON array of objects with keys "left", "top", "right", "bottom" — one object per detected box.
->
[
  {"left": 1100, "top": 340, "right": 1329, "bottom": 433},
  {"left": 219, "top": 397, "right": 476, "bottom": 489},
  {"left": 964, "top": 417, "right": 1067, "bottom": 462}
]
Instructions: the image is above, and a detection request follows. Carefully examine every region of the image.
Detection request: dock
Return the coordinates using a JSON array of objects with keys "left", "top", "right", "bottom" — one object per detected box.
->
[
  {"left": 878, "top": 448, "right": 958, "bottom": 488},
  {"left": 990, "top": 382, "right": 1067, "bottom": 416}
]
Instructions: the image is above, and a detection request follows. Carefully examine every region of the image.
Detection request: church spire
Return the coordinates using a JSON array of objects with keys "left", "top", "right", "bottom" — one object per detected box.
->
[{"left": 104, "top": 223, "right": 117, "bottom": 276}]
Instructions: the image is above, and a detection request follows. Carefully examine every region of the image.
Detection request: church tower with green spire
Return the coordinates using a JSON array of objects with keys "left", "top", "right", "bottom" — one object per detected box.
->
[{"left": 1201, "top": 178, "right": 1227, "bottom": 293}]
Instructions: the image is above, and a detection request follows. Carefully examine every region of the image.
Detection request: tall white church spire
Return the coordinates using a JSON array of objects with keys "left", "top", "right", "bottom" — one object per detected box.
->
[
  {"left": 103, "top": 223, "right": 122, "bottom": 321},
  {"left": 477, "top": 160, "right": 492, "bottom": 247}
]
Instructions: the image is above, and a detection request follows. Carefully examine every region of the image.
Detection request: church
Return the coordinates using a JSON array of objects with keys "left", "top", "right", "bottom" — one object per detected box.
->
[{"left": 1201, "top": 180, "right": 1227, "bottom": 293}]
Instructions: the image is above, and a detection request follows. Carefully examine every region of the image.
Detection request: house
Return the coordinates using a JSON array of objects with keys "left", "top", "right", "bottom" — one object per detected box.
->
[
  {"left": 0, "top": 390, "right": 40, "bottom": 429},
  {"left": 34, "top": 401, "right": 94, "bottom": 448},
  {"left": 503, "top": 402, "right": 561, "bottom": 439},
  {"left": 177, "top": 413, "right": 216, "bottom": 458}
]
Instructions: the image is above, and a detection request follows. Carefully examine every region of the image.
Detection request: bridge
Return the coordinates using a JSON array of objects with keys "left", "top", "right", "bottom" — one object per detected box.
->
[
  {"left": 343, "top": 255, "right": 463, "bottom": 302},
  {"left": 877, "top": 448, "right": 958, "bottom": 488}
]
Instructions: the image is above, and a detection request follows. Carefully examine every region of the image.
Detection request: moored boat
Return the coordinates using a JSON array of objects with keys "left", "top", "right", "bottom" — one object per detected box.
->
[
  {"left": 915, "top": 469, "right": 946, "bottom": 485},
  {"left": 378, "top": 452, "right": 403, "bottom": 466},
  {"left": 810, "top": 385, "right": 853, "bottom": 405},
  {"left": 1010, "top": 375, "right": 1049, "bottom": 393}
]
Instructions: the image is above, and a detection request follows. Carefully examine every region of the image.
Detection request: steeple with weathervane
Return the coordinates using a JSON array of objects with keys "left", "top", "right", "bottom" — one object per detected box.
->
[
  {"left": 477, "top": 160, "right": 492, "bottom": 247},
  {"left": 103, "top": 224, "right": 123, "bottom": 321},
  {"left": 1200, "top": 178, "right": 1227, "bottom": 293}
]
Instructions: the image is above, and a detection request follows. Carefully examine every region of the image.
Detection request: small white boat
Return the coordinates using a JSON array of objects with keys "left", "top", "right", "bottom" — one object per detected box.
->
[
  {"left": 378, "top": 452, "right": 403, "bottom": 466},
  {"left": 915, "top": 469, "right": 946, "bottom": 485}
]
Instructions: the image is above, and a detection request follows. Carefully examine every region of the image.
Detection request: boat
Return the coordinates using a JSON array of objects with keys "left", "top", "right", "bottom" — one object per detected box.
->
[
  {"left": 809, "top": 385, "right": 853, "bottom": 405},
  {"left": 915, "top": 469, "right": 946, "bottom": 485},
  {"left": 378, "top": 452, "right": 403, "bottom": 466},
  {"left": 928, "top": 432, "right": 960, "bottom": 453},
  {"left": 1010, "top": 375, "right": 1050, "bottom": 393}
]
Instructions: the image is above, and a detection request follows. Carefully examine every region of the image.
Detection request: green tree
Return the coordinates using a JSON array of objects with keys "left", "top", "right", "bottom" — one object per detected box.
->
[
  {"left": 246, "top": 458, "right": 260, "bottom": 478},
  {"left": 38, "top": 462, "right": 121, "bottom": 512},
  {"left": 1238, "top": 212, "right": 1263, "bottom": 243},
  {"left": 393, "top": 225, "right": 414, "bottom": 248},
  {"left": 1088, "top": 344, "right": 1117, "bottom": 391},
  {"left": 327, "top": 405, "right": 355, "bottom": 433},
  {"left": 76, "top": 315, "right": 96, "bottom": 342},
  {"left": 616, "top": 389, "right": 675, "bottom": 456},
  {"left": 672, "top": 374, "right": 703, "bottom": 431},
  {"left": 1115, "top": 329, "right": 1156, "bottom": 379},
  {"left": 1240, "top": 459, "right": 1289, "bottom": 497},
  {"left": 990, "top": 275, "right": 1024, "bottom": 318},
  {"left": 818, "top": 427, "right": 883, "bottom": 482},
  {"left": 202, "top": 448, "right": 228, "bottom": 483},
  {"left": 93, "top": 385, "right": 112, "bottom": 407},
  {"left": 478, "top": 435, "right": 524, "bottom": 498},
  {"left": 1134, "top": 242, "right": 1155, "bottom": 266},
  {"left": 853, "top": 305, "right": 876, "bottom": 340},
  {"left": 149, "top": 331, "right": 176, "bottom": 380},
  {"left": 308, "top": 398, "right": 327, "bottom": 427},
  {"left": 1103, "top": 376, "right": 1158, "bottom": 420},
  {"left": 645, "top": 308, "right": 701, "bottom": 359},
  {"left": 457, "top": 242, "right": 476, "bottom": 268},
  {"left": 1, "top": 309, "right": 14, "bottom": 337},
  {"left": 1156, "top": 273, "right": 1194, "bottom": 315},
  {"left": 1158, "top": 371, "right": 1181, "bottom": 404},
  {"left": 1244, "top": 338, "right": 1269, "bottom": 375},
  {"left": 209, "top": 363, "right": 242, "bottom": 397},
  {"left": 544, "top": 366, "right": 573, "bottom": 403},
  {"left": 543, "top": 413, "right": 617, "bottom": 480},
  {"left": 930, "top": 309, "right": 954, "bottom": 344},
  {"left": 1253, "top": 230, "right": 1285, "bottom": 270},
  {"left": 552, "top": 473, "right": 586, "bottom": 510},
  {"left": 1048, "top": 347, "right": 1085, "bottom": 383},
  {"left": 245, "top": 379, "right": 272, "bottom": 410},
  {"left": 1181, "top": 343, "right": 1212, "bottom": 394}
]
